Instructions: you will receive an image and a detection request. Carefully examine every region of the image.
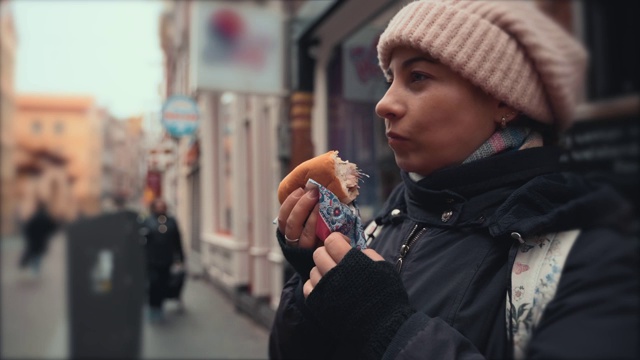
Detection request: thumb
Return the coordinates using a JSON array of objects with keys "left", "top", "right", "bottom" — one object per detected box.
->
[{"left": 324, "top": 232, "right": 352, "bottom": 263}]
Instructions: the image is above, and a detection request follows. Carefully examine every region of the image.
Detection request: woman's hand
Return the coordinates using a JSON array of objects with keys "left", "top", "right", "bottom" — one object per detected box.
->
[
  {"left": 277, "top": 187, "right": 322, "bottom": 249},
  {"left": 301, "top": 232, "right": 414, "bottom": 356},
  {"left": 304, "top": 232, "right": 384, "bottom": 298}
]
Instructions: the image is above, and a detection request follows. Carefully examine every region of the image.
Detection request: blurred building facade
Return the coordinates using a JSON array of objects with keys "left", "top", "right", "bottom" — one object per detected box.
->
[
  {"left": 13, "top": 94, "right": 103, "bottom": 221},
  {"left": 157, "top": 0, "right": 639, "bottom": 329},
  {"left": 101, "top": 112, "right": 146, "bottom": 211},
  {"left": 0, "top": 0, "right": 17, "bottom": 235},
  {"left": 154, "top": 0, "right": 188, "bottom": 217},
  {"left": 159, "top": 0, "right": 291, "bottom": 326},
  {"left": 125, "top": 115, "right": 147, "bottom": 209}
]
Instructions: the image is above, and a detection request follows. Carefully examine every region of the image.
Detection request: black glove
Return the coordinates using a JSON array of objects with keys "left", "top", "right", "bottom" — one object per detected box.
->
[
  {"left": 276, "top": 229, "right": 315, "bottom": 281},
  {"left": 305, "top": 248, "right": 416, "bottom": 359}
]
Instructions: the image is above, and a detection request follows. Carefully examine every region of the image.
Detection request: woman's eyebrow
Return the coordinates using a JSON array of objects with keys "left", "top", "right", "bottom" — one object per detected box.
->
[
  {"left": 402, "top": 56, "right": 437, "bottom": 69},
  {"left": 387, "top": 55, "right": 438, "bottom": 77}
]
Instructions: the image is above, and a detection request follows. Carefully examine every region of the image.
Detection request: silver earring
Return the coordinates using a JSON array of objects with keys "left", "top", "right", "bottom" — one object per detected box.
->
[{"left": 501, "top": 116, "right": 507, "bottom": 129}]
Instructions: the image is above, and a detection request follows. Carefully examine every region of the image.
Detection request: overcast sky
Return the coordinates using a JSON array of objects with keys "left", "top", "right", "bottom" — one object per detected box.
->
[{"left": 13, "top": 0, "right": 165, "bottom": 119}]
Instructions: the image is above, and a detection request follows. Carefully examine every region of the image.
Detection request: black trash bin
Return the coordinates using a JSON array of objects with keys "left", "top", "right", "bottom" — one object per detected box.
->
[{"left": 66, "top": 210, "right": 146, "bottom": 359}]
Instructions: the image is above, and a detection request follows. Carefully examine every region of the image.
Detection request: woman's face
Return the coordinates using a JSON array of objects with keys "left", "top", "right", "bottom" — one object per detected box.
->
[
  {"left": 152, "top": 200, "right": 167, "bottom": 215},
  {"left": 375, "top": 46, "right": 502, "bottom": 176}
]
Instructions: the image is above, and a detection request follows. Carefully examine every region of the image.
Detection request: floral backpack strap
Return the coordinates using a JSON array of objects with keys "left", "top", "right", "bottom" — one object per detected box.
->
[{"left": 507, "top": 229, "right": 580, "bottom": 359}]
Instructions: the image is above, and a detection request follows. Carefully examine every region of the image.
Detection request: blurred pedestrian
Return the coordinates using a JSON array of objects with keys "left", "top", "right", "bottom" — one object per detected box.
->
[
  {"left": 19, "top": 199, "right": 59, "bottom": 277},
  {"left": 141, "top": 198, "right": 185, "bottom": 322},
  {"left": 270, "top": 1, "right": 638, "bottom": 359}
]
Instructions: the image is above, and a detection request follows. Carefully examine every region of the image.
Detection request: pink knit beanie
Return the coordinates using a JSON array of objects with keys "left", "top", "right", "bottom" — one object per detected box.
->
[{"left": 377, "top": 0, "right": 588, "bottom": 130}]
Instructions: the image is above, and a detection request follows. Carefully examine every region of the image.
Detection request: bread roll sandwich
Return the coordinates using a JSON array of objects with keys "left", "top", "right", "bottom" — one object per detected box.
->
[
  {"left": 277, "top": 150, "right": 368, "bottom": 248},
  {"left": 277, "top": 150, "right": 363, "bottom": 205}
]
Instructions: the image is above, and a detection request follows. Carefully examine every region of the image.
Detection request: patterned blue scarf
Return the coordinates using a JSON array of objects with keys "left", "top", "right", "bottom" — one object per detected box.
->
[{"left": 463, "top": 126, "right": 542, "bottom": 163}]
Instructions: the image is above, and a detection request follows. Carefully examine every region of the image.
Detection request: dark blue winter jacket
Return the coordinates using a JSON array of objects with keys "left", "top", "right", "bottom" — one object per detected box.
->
[{"left": 269, "top": 147, "right": 639, "bottom": 359}]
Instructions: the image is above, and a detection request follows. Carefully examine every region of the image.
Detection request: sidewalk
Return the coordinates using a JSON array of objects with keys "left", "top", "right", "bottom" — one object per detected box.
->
[
  {"left": 1, "top": 233, "right": 67, "bottom": 359},
  {"left": 1, "top": 233, "right": 270, "bottom": 360},
  {"left": 141, "top": 275, "right": 270, "bottom": 359}
]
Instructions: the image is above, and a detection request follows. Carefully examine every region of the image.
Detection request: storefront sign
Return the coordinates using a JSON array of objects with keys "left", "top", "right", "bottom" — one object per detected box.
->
[
  {"left": 161, "top": 95, "right": 200, "bottom": 137},
  {"left": 342, "top": 26, "right": 387, "bottom": 102},
  {"left": 560, "top": 115, "right": 639, "bottom": 208},
  {"left": 190, "top": 2, "right": 284, "bottom": 95}
]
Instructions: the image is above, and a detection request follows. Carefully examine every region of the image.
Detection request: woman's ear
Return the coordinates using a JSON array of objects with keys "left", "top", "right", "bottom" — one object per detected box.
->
[{"left": 495, "top": 102, "right": 519, "bottom": 127}]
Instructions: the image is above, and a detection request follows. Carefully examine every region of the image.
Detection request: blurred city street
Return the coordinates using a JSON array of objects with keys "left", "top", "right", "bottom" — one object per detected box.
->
[
  {"left": 0, "top": 1, "right": 637, "bottom": 359},
  {"left": 1, "top": 233, "right": 270, "bottom": 360}
]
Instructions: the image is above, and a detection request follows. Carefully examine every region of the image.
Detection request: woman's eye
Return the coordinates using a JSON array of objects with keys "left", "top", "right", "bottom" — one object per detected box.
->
[{"left": 410, "top": 72, "right": 429, "bottom": 82}]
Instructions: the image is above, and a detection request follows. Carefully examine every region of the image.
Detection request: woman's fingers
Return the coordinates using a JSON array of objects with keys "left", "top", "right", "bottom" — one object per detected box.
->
[
  {"left": 303, "top": 279, "right": 314, "bottom": 298},
  {"left": 302, "top": 266, "right": 322, "bottom": 298},
  {"left": 313, "top": 245, "right": 338, "bottom": 276},
  {"left": 304, "top": 266, "right": 322, "bottom": 298},
  {"left": 282, "top": 187, "right": 319, "bottom": 249},
  {"left": 277, "top": 188, "right": 304, "bottom": 234},
  {"left": 305, "top": 236, "right": 384, "bottom": 299},
  {"left": 299, "top": 203, "right": 319, "bottom": 248},
  {"left": 323, "top": 233, "right": 353, "bottom": 264},
  {"left": 362, "top": 248, "right": 385, "bottom": 261},
  {"left": 309, "top": 266, "right": 321, "bottom": 286}
]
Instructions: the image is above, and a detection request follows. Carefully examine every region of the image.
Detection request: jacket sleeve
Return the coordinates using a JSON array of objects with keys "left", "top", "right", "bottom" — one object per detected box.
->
[
  {"left": 269, "top": 274, "right": 488, "bottom": 360},
  {"left": 275, "top": 229, "right": 316, "bottom": 281},
  {"left": 303, "top": 247, "right": 488, "bottom": 360},
  {"left": 270, "top": 233, "right": 497, "bottom": 359},
  {"left": 525, "top": 228, "right": 639, "bottom": 360},
  {"left": 269, "top": 273, "right": 335, "bottom": 359}
]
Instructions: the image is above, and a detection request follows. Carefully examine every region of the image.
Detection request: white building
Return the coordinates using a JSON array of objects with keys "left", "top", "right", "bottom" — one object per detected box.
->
[{"left": 159, "top": 0, "right": 289, "bottom": 325}]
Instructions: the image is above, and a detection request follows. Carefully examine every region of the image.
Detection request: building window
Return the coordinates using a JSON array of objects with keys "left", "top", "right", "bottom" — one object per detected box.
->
[{"left": 326, "top": 7, "right": 401, "bottom": 223}]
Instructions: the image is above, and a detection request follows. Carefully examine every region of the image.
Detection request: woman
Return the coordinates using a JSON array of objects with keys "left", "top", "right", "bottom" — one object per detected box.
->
[
  {"left": 142, "top": 198, "right": 185, "bottom": 321},
  {"left": 270, "top": 1, "right": 638, "bottom": 359}
]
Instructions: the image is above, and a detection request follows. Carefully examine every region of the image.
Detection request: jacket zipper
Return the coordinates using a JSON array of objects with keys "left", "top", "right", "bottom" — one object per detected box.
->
[{"left": 395, "top": 224, "right": 427, "bottom": 273}]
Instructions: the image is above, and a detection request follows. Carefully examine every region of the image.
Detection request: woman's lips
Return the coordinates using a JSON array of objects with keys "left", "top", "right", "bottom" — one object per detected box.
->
[
  {"left": 386, "top": 131, "right": 409, "bottom": 148},
  {"left": 386, "top": 131, "right": 408, "bottom": 141}
]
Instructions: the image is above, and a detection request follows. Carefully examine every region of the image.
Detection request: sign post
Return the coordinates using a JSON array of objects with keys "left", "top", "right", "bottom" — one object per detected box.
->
[
  {"left": 161, "top": 95, "right": 200, "bottom": 138},
  {"left": 159, "top": 95, "right": 200, "bottom": 210}
]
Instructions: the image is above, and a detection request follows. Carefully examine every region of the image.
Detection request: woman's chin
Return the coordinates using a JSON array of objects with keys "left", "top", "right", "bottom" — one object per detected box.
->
[
  {"left": 394, "top": 156, "right": 421, "bottom": 174},
  {"left": 394, "top": 155, "right": 441, "bottom": 176}
]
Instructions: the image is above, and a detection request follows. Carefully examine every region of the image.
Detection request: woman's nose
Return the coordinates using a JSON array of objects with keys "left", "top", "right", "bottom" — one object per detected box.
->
[{"left": 375, "top": 86, "right": 403, "bottom": 121}]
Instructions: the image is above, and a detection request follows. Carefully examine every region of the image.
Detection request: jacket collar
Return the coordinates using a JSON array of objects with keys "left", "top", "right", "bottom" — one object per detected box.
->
[
  {"left": 387, "top": 147, "right": 630, "bottom": 238},
  {"left": 398, "top": 147, "right": 561, "bottom": 227},
  {"left": 405, "top": 147, "right": 563, "bottom": 197}
]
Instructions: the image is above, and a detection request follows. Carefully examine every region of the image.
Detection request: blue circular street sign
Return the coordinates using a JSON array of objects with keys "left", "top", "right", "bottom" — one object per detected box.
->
[{"left": 161, "top": 95, "right": 200, "bottom": 137}]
